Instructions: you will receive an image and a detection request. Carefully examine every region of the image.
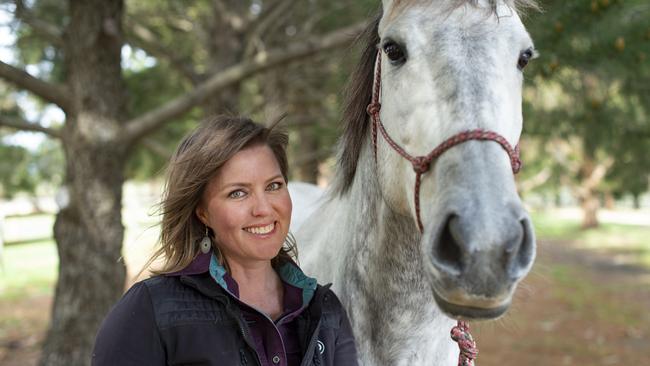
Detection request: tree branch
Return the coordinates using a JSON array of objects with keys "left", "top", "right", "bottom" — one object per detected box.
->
[
  {"left": 517, "top": 167, "right": 552, "bottom": 193},
  {"left": 141, "top": 138, "right": 172, "bottom": 160},
  {"left": 243, "top": 0, "right": 294, "bottom": 57},
  {"left": 212, "top": 0, "right": 248, "bottom": 33},
  {"left": 583, "top": 157, "right": 614, "bottom": 191},
  {"left": 0, "top": 115, "right": 61, "bottom": 138},
  {"left": 124, "top": 18, "right": 200, "bottom": 83},
  {"left": 0, "top": 61, "right": 72, "bottom": 111},
  {"left": 122, "top": 21, "right": 368, "bottom": 144}
]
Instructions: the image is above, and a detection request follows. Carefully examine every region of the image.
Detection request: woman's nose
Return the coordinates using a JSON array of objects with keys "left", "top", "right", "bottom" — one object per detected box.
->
[{"left": 251, "top": 193, "right": 273, "bottom": 216}]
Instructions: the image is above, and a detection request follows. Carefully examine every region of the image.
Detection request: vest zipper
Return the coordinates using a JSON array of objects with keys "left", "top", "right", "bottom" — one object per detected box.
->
[
  {"left": 223, "top": 302, "right": 262, "bottom": 366},
  {"left": 240, "top": 349, "right": 248, "bottom": 365}
]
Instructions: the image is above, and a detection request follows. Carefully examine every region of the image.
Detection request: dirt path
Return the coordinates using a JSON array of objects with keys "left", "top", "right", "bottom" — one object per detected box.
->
[
  {"left": 0, "top": 295, "right": 50, "bottom": 366},
  {"left": 475, "top": 240, "right": 650, "bottom": 366},
  {"left": 1, "top": 240, "right": 649, "bottom": 365}
]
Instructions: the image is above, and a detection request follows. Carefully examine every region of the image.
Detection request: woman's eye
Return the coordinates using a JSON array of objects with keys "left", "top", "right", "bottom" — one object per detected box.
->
[
  {"left": 518, "top": 48, "right": 535, "bottom": 70},
  {"left": 228, "top": 190, "right": 246, "bottom": 199},
  {"left": 382, "top": 40, "right": 407, "bottom": 65},
  {"left": 267, "top": 182, "right": 283, "bottom": 191}
]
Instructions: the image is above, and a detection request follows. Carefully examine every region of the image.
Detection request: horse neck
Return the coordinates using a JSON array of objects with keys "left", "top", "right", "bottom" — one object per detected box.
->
[{"left": 328, "top": 142, "right": 457, "bottom": 365}]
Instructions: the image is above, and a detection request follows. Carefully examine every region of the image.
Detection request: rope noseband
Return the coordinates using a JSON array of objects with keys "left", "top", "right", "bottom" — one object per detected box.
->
[{"left": 366, "top": 49, "right": 523, "bottom": 366}]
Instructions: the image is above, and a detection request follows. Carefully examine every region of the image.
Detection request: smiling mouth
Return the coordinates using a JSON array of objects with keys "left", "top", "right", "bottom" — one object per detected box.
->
[
  {"left": 432, "top": 290, "right": 510, "bottom": 320},
  {"left": 243, "top": 222, "right": 276, "bottom": 235}
]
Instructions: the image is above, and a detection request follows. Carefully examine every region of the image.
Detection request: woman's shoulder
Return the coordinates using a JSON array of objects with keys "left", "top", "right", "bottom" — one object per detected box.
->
[
  {"left": 114, "top": 276, "right": 180, "bottom": 305},
  {"left": 115, "top": 274, "right": 210, "bottom": 313},
  {"left": 100, "top": 277, "right": 174, "bottom": 322},
  {"left": 137, "top": 274, "right": 220, "bottom": 306},
  {"left": 315, "top": 283, "right": 340, "bottom": 304},
  {"left": 314, "top": 284, "right": 348, "bottom": 321}
]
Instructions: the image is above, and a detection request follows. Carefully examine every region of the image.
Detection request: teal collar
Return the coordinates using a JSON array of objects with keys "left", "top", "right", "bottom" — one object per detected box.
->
[{"left": 208, "top": 254, "right": 317, "bottom": 307}]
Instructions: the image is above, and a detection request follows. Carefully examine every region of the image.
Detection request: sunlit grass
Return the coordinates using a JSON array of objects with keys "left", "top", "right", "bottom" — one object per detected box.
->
[
  {"left": 1, "top": 211, "right": 160, "bottom": 301},
  {"left": 548, "top": 264, "right": 643, "bottom": 327},
  {"left": 531, "top": 210, "right": 650, "bottom": 268},
  {"left": 0, "top": 239, "right": 58, "bottom": 300}
]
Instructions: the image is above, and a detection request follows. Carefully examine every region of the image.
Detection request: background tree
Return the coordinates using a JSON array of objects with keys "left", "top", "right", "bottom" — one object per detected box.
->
[{"left": 523, "top": 0, "right": 650, "bottom": 227}]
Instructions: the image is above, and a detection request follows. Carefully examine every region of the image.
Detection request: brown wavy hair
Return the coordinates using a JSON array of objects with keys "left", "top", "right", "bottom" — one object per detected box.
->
[{"left": 145, "top": 115, "right": 295, "bottom": 275}]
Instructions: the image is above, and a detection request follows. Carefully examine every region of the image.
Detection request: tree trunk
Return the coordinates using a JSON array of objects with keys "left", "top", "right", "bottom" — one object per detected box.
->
[
  {"left": 604, "top": 191, "right": 615, "bottom": 210},
  {"left": 39, "top": 1, "right": 128, "bottom": 365},
  {"left": 632, "top": 193, "right": 641, "bottom": 210},
  {"left": 580, "top": 191, "right": 600, "bottom": 229},
  {"left": 293, "top": 119, "right": 320, "bottom": 184},
  {"left": 578, "top": 155, "right": 601, "bottom": 230}
]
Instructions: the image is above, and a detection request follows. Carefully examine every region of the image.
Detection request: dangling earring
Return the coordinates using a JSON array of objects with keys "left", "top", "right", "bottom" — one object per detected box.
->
[{"left": 200, "top": 225, "right": 212, "bottom": 254}]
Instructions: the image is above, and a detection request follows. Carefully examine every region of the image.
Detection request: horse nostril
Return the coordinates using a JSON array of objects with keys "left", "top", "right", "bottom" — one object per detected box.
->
[
  {"left": 507, "top": 218, "right": 536, "bottom": 279},
  {"left": 434, "top": 215, "right": 464, "bottom": 275}
]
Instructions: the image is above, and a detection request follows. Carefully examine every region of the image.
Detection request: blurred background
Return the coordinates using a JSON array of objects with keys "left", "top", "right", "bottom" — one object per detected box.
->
[{"left": 0, "top": 0, "right": 648, "bottom": 365}]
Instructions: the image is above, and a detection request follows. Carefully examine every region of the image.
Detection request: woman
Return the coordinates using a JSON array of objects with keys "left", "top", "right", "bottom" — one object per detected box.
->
[{"left": 92, "top": 116, "right": 358, "bottom": 366}]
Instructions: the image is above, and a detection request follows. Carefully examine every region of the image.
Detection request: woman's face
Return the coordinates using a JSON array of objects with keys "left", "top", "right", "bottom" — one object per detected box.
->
[{"left": 196, "top": 144, "right": 292, "bottom": 267}]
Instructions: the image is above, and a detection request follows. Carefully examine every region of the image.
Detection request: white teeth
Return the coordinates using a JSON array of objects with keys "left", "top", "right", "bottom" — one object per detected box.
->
[{"left": 245, "top": 223, "right": 275, "bottom": 235}]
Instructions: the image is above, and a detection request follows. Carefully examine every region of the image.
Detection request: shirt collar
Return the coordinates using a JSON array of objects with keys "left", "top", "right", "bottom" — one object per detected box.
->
[{"left": 168, "top": 250, "right": 318, "bottom": 308}]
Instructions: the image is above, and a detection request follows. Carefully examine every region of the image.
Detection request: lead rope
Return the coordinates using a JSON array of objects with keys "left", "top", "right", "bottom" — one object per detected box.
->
[
  {"left": 366, "top": 49, "right": 523, "bottom": 366},
  {"left": 450, "top": 321, "right": 478, "bottom": 366}
]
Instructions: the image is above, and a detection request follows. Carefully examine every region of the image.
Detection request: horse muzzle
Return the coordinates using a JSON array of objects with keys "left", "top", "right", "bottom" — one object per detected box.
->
[{"left": 424, "top": 209, "right": 536, "bottom": 320}]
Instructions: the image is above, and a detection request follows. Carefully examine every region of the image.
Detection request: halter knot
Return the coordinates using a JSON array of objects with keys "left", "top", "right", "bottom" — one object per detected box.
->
[
  {"left": 450, "top": 321, "right": 478, "bottom": 366},
  {"left": 512, "top": 158, "right": 522, "bottom": 174},
  {"left": 366, "top": 102, "right": 381, "bottom": 116},
  {"left": 411, "top": 156, "right": 431, "bottom": 174},
  {"left": 511, "top": 145, "right": 522, "bottom": 174}
]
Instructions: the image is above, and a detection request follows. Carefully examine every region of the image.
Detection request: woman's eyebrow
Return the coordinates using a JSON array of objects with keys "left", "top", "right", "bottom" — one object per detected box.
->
[{"left": 219, "top": 174, "right": 283, "bottom": 190}]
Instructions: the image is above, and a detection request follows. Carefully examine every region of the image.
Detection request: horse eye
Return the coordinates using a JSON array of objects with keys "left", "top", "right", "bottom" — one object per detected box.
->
[
  {"left": 383, "top": 41, "right": 407, "bottom": 65},
  {"left": 518, "top": 49, "right": 534, "bottom": 70}
]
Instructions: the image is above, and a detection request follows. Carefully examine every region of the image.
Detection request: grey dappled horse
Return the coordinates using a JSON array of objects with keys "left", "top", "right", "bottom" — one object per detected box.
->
[{"left": 291, "top": 1, "right": 538, "bottom": 364}]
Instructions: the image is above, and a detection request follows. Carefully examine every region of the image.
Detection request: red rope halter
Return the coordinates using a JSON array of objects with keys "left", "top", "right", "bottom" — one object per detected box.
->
[
  {"left": 366, "top": 50, "right": 521, "bottom": 232},
  {"left": 366, "top": 50, "right": 523, "bottom": 366}
]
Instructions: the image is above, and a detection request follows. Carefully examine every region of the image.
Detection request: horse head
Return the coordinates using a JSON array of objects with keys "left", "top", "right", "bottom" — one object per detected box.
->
[{"left": 359, "top": 0, "right": 538, "bottom": 320}]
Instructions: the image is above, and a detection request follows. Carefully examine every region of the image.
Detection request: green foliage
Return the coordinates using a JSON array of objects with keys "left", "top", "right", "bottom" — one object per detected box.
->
[
  {"left": 0, "top": 144, "right": 35, "bottom": 198},
  {"left": 9, "top": 0, "right": 67, "bottom": 83},
  {"left": 0, "top": 139, "right": 63, "bottom": 198},
  {"left": 523, "top": 0, "right": 650, "bottom": 198},
  {"left": 123, "top": 61, "right": 200, "bottom": 180},
  {"left": 3, "top": 0, "right": 383, "bottom": 184}
]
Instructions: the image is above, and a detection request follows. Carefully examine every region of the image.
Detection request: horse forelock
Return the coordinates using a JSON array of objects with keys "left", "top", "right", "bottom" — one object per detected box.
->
[{"left": 331, "top": 14, "right": 381, "bottom": 196}]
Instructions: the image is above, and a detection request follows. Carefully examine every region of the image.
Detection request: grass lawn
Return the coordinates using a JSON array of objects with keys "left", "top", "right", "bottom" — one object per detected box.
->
[
  {"left": 0, "top": 239, "right": 57, "bottom": 300},
  {"left": 1, "top": 212, "right": 159, "bottom": 301},
  {"left": 531, "top": 209, "right": 650, "bottom": 267}
]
